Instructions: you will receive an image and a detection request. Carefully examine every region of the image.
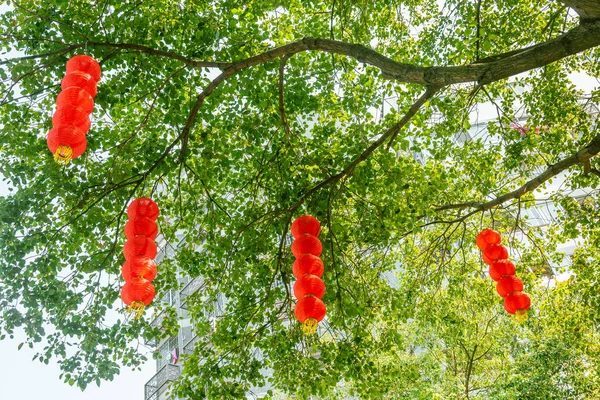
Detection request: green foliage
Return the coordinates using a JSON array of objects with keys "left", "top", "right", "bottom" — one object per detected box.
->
[{"left": 1, "top": 0, "right": 600, "bottom": 398}]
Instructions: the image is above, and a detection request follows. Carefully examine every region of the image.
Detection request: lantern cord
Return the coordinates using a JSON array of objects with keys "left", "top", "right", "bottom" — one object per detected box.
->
[
  {"left": 54, "top": 145, "right": 73, "bottom": 165},
  {"left": 302, "top": 318, "right": 318, "bottom": 335},
  {"left": 127, "top": 301, "right": 145, "bottom": 319},
  {"left": 516, "top": 309, "right": 528, "bottom": 323}
]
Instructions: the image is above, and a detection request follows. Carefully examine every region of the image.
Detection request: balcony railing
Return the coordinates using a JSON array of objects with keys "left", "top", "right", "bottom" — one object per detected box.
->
[
  {"left": 150, "top": 309, "right": 167, "bottom": 330},
  {"left": 144, "top": 364, "right": 181, "bottom": 400},
  {"left": 179, "top": 277, "right": 203, "bottom": 310},
  {"left": 183, "top": 334, "right": 199, "bottom": 355}
]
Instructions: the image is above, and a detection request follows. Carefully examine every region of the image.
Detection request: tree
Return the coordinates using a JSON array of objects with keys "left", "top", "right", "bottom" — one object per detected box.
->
[{"left": 1, "top": 0, "right": 600, "bottom": 398}]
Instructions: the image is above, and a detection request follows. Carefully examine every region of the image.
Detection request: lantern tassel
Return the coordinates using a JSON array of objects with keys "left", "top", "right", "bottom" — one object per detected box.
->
[
  {"left": 54, "top": 145, "right": 73, "bottom": 165},
  {"left": 516, "top": 309, "right": 528, "bottom": 323},
  {"left": 302, "top": 318, "right": 318, "bottom": 335},
  {"left": 127, "top": 301, "right": 145, "bottom": 319}
]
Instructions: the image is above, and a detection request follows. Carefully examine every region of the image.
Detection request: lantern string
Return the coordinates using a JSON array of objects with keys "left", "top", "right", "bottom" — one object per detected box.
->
[
  {"left": 302, "top": 318, "right": 318, "bottom": 335},
  {"left": 127, "top": 301, "right": 145, "bottom": 319},
  {"left": 54, "top": 145, "right": 73, "bottom": 165},
  {"left": 516, "top": 309, "right": 528, "bottom": 323}
]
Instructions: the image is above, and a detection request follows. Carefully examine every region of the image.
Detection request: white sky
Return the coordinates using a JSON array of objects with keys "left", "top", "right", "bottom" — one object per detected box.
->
[{"left": 0, "top": 334, "right": 154, "bottom": 399}]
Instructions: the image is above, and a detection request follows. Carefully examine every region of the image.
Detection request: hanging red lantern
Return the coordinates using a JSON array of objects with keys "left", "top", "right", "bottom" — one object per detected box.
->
[
  {"left": 48, "top": 56, "right": 100, "bottom": 164},
  {"left": 61, "top": 71, "right": 98, "bottom": 98},
  {"left": 476, "top": 228, "right": 501, "bottom": 250},
  {"left": 66, "top": 55, "right": 101, "bottom": 83},
  {"left": 292, "top": 254, "right": 324, "bottom": 279},
  {"left": 291, "top": 215, "right": 326, "bottom": 334},
  {"left": 291, "top": 215, "right": 321, "bottom": 239},
  {"left": 127, "top": 197, "right": 160, "bottom": 221},
  {"left": 121, "top": 278, "right": 156, "bottom": 317},
  {"left": 124, "top": 217, "right": 158, "bottom": 240},
  {"left": 489, "top": 259, "right": 516, "bottom": 281},
  {"left": 56, "top": 87, "right": 94, "bottom": 114},
  {"left": 504, "top": 292, "right": 531, "bottom": 322},
  {"left": 496, "top": 275, "right": 524, "bottom": 298},
  {"left": 291, "top": 234, "right": 322, "bottom": 258},
  {"left": 483, "top": 244, "right": 508, "bottom": 262},
  {"left": 476, "top": 229, "right": 531, "bottom": 322},
  {"left": 294, "top": 296, "right": 327, "bottom": 335},
  {"left": 46, "top": 126, "right": 87, "bottom": 164},
  {"left": 121, "top": 256, "right": 157, "bottom": 281},
  {"left": 123, "top": 236, "right": 157, "bottom": 259},
  {"left": 293, "top": 274, "right": 326, "bottom": 299},
  {"left": 52, "top": 107, "right": 91, "bottom": 133},
  {"left": 121, "top": 197, "right": 160, "bottom": 319}
]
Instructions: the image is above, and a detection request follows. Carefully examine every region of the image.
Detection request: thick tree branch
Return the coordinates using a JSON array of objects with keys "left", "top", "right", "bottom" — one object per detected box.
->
[
  {"left": 222, "top": 22, "right": 600, "bottom": 85},
  {"left": 437, "top": 133, "right": 600, "bottom": 213},
  {"left": 215, "top": 21, "right": 600, "bottom": 86},
  {"left": 9, "top": 20, "right": 600, "bottom": 91},
  {"left": 561, "top": 0, "right": 600, "bottom": 20}
]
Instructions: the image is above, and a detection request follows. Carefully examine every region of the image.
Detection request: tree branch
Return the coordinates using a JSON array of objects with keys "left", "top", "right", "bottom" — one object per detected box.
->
[
  {"left": 0, "top": 45, "right": 77, "bottom": 65},
  {"left": 9, "top": 19, "right": 600, "bottom": 91},
  {"left": 178, "top": 68, "right": 238, "bottom": 161},
  {"left": 278, "top": 54, "right": 293, "bottom": 143},
  {"left": 245, "top": 22, "right": 600, "bottom": 86},
  {"left": 289, "top": 86, "right": 439, "bottom": 212},
  {"left": 86, "top": 42, "right": 231, "bottom": 69},
  {"left": 437, "top": 133, "right": 600, "bottom": 213},
  {"left": 561, "top": 0, "right": 600, "bottom": 20}
]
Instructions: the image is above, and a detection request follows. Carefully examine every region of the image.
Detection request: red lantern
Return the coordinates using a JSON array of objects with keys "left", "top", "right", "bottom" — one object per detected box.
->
[
  {"left": 56, "top": 87, "right": 94, "bottom": 114},
  {"left": 476, "top": 229, "right": 501, "bottom": 250},
  {"left": 46, "top": 126, "right": 87, "bottom": 164},
  {"left": 66, "top": 55, "right": 101, "bottom": 82},
  {"left": 121, "top": 197, "right": 160, "bottom": 318},
  {"left": 48, "top": 56, "right": 100, "bottom": 164},
  {"left": 127, "top": 197, "right": 160, "bottom": 221},
  {"left": 483, "top": 244, "right": 508, "bottom": 262},
  {"left": 291, "top": 234, "right": 322, "bottom": 258},
  {"left": 52, "top": 107, "right": 91, "bottom": 133},
  {"left": 121, "top": 256, "right": 157, "bottom": 281},
  {"left": 292, "top": 254, "right": 324, "bottom": 279},
  {"left": 504, "top": 292, "right": 531, "bottom": 322},
  {"left": 124, "top": 217, "right": 158, "bottom": 240},
  {"left": 121, "top": 278, "right": 156, "bottom": 317},
  {"left": 291, "top": 215, "right": 321, "bottom": 239},
  {"left": 496, "top": 275, "right": 524, "bottom": 298},
  {"left": 291, "top": 215, "right": 326, "bottom": 334},
  {"left": 294, "top": 296, "right": 326, "bottom": 334},
  {"left": 61, "top": 71, "right": 98, "bottom": 98},
  {"left": 123, "top": 236, "right": 157, "bottom": 259},
  {"left": 476, "top": 229, "right": 532, "bottom": 322},
  {"left": 293, "top": 274, "right": 325, "bottom": 299},
  {"left": 489, "top": 259, "right": 516, "bottom": 281}
]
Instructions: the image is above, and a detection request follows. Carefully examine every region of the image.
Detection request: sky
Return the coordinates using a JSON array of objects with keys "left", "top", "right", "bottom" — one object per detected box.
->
[{"left": 0, "top": 334, "right": 155, "bottom": 399}]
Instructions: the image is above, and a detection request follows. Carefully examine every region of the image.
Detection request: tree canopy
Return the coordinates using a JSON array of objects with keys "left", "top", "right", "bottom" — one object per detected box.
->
[{"left": 1, "top": 0, "right": 600, "bottom": 398}]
